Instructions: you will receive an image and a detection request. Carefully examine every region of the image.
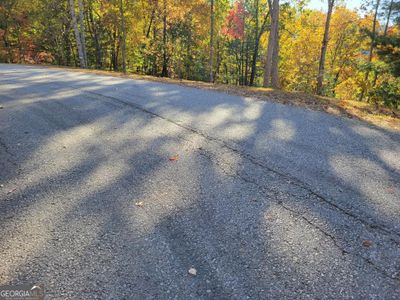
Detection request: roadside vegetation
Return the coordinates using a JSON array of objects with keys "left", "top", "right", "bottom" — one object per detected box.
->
[
  {"left": 40, "top": 65, "right": 400, "bottom": 131},
  {"left": 1, "top": 0, "right": 399, "bottom": 128}
]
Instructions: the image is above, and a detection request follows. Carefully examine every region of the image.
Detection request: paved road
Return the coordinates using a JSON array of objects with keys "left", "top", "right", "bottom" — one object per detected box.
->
[{"left": 0, "top": 64, "right": 399, "bottom": 299}]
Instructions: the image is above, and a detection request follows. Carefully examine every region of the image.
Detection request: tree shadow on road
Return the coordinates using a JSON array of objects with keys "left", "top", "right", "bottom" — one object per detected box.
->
[{"left": 0, "top": 66, "right": 399, "bottom": 298}]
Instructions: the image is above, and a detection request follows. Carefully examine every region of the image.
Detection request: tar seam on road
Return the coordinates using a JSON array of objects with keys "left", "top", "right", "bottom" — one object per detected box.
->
[{"left": 17, "top": 80, "right": 400, "bottom": 282}]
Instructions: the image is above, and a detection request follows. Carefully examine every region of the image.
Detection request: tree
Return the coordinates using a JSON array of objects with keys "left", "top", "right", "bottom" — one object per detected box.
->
[
  {"left": 370, "top": 0, "right": 400, "bottom": 108},
  {"left": 78, "top": 0, "right": 88, "bottom": 65},
  {"left": 1, "top": 0, "right": 397, "bottom": 108},
  {"left": 69, "top": 0, "right": 86, "bottom": 68},
  {"left": 371, "top": 0, "right": 395, "bottom": 85},
  {"left": 250, "top": 0, "right": 270, "bottom": 86},
  {"left": 263, "top": 0, "right": 280, "bottom": 88},
  {"left": 359, "top": 0, "right": 381, "bottom": 101},
  {"left": 161, "top": 0, "right": 168, "bottom": 77},
  {"left": 383, "top": 0, "right": 395, "bottom": 35},
  {"left": 119, "top": 0, "right": 127, "bottom": 73},
  {"left": 316, "top": 0, "right": 335, "bottom": 95},
  {"left": 210, "top": 0, "right": 215, "bottom": 82},
  {"left": 377, "top": 1, "right": 400, "bottom": 77}
]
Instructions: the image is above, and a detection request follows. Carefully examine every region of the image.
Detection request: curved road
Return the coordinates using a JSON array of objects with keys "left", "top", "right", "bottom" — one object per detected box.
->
[{"left": 1, "top": 64, "right": 399, "bottom": 299}]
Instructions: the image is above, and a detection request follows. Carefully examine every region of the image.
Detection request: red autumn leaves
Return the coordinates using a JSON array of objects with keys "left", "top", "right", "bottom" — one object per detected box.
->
[{"left": 221, "top": 1, "right": 247, "bottom": 40}]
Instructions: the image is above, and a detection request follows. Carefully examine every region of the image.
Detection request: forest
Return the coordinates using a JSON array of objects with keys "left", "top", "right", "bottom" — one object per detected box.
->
[{"left": 0, "top": 0, "right": 399, "bottom": 108}]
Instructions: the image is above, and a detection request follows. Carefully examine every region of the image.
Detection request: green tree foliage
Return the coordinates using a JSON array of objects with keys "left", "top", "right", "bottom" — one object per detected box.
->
[{"left": 370, "top": 0, "right": 400, "bottom": 107}]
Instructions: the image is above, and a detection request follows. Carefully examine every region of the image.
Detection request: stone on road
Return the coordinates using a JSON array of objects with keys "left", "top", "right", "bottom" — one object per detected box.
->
[{"left": 0, "top": 64, "right": 399, "bottom": 299}]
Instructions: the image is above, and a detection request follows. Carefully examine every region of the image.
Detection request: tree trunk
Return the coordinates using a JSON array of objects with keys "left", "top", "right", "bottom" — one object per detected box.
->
[
  {"left": 359, "top": 0, "right": 380, "bottom": 101},
  {"left": 146, "top": 9, "right": 155, "bottom": 38},
  {"left": 263, "top": 0, "right": 279, "bottom": 88},
  {"left": 250, "top": 0, "right": 259, "bottom": 86},
  {"left": 372, "top": 0, "right": 393, "bottom": 86},
  {"left": 119, "top": 0, "right": 127, "bottom": 73},
  {"left": 69, "top": 0, "right": 86, "bottom": 68},
  {"left": 240, "top": 40, "right": 244, "bottom": 85},
  {"left": 250, "top": 7, "right": 270, "bottom": 86},
  {"left": 88, "top": 0, "right": 102, "bottom": 68},
  {"left": 2, "top": 32, "right": 12, "bottom": 63},
  {"left": 78, "top": 0, "right": 88, "bottom": 66},
  {"left": 270, "top": 0, "right": 280, "bottom": 88},
  {"left": 161, "top": 0, "right": 168, "bottom": 77},
  {"left": 112, "top": 27, "right": 119, "bottom": 71},
  {"left": 209, "top": 0, "right": 215, "bottom": 82},
  {"left": 384, "top": 0, "right": 394, "bottom": 36},
  {"left": 316, "top": 0, "right": 334, "bottom": 95},
  {"left": 244, "top": 39, "right": 249, "bottom": 85},
  {"left": 215, "top": 39, "right": 222, "bottom": 79}
]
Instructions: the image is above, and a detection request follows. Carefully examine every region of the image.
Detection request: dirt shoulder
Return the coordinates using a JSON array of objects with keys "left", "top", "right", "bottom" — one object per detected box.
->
[{"left": 33, "top": 65, "right": 400, "bottom": 132}]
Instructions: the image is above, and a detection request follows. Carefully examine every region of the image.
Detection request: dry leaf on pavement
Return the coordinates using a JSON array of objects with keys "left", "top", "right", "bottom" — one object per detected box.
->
[
  {"left": 169, "top": 155, "right": 179, "bottom": 161},
  {"left": 362, "top": 240, "right": 373, "bottom": 247}
]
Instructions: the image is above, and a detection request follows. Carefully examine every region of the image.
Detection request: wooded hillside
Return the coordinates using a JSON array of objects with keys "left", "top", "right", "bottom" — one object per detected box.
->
[{"left": 1, "top": 0, "right": 399, "bottom": 108}]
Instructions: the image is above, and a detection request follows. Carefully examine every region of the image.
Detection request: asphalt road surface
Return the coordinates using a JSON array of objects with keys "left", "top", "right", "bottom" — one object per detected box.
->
[{"left": 1, "top": 64, "right": 399, "bottom": 299}]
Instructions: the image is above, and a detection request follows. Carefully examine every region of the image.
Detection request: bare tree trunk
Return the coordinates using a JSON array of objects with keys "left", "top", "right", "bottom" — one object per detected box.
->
[
  {"left": 215, "top": 39, "right": 222, "bottom": 79},
  {"left": 2, "top": 2, "right": 16, "bottom": 63},
  {"left": 359, "top": 0, "right": 380, "bottom": 101},
  {"left": 263, "top": 4, "right": 274, "bottom": 86},
  {"left": 271, "top": 0, "right": 280, "bottom": 88},
  {"left": 112, "top": 26, "right": 119, "bottom": 71},
  {"left": 161, "top": 0, "right": 168, "bottom": 77},
  {"left": 250, "top": 6, "right": 269, "bottom": 86},
  {"left": 119, "top": 0, "right": 127, "bottom": 73},
  {"left": 372, "top": 0, "right": 393, "bottom": 86},
  {"left": 87, "top": 0, "right": 102, "bottom": 68},
  {"left": 244, "top": 39, "right": 249, "bottom": 85},
  {"left": 78, "top": 0, "right": 88, "bottom": 66},
  {"left": 240, "top": 40, "right": 244, "bottom": 85},
  {"left": 146, "top": 8, "right": 155, "bottom": 38},
  {"left": 69, "top": 0, "right": 86, "bottom": 68},
  {"left": 316, "top": 0, "right": 334, "bottom": 95},
  {"left": 263, "top": 0, "right": 279, "bottom": 88},
  {"left": 2, "top": 32, "right": 12, "bottom": 63},
  {"left": 209, "top": 0, "right": 215, "bottom": 82},
  {"left": 384, "top": 0, "right": 394, "bottom": 35},
  {"left": 250, "top": 0, "right": 259, "bottom": 86}
]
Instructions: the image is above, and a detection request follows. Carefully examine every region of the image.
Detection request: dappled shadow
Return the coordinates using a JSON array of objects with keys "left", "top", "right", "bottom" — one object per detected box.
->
[{"left": 0, "top": 64, "right": 399, "bottom": 298}]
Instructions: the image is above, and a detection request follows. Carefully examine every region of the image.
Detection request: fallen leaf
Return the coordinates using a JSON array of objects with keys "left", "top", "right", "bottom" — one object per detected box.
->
[
  {"left": 362, "top": 240, "right": 373, "bottom": 248},
  {"left": 169, "top": 155, "right": 179, "bottom": 161},
  {"left": 265, "top": 214, "right": 274, "bottom": 222},
  {"left": 7, "top": 188, "right": 16, "bottom": 194},
  {"left": 188, "top": 267, "right": 197, "bottom": 276},
  {"left": 135, "top": 201, "right": 144, "bottom": 208}
]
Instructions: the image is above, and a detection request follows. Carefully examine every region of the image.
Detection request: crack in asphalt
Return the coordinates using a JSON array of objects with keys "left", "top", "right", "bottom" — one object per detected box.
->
[
  {"left": 0, "top": 136, "right": 14, "bottom": 157},
  {"left": 18, "top": 81, "right": 399, "bottom": 282},
  {"left": 76, "top": 87, "right": 400, "bottom": 241},
  {"left": 197, "top": 149, "right": 400, "bottom": 282},
  {"left": 0, "top": 136, "right": 20, "bottom": 171}
]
